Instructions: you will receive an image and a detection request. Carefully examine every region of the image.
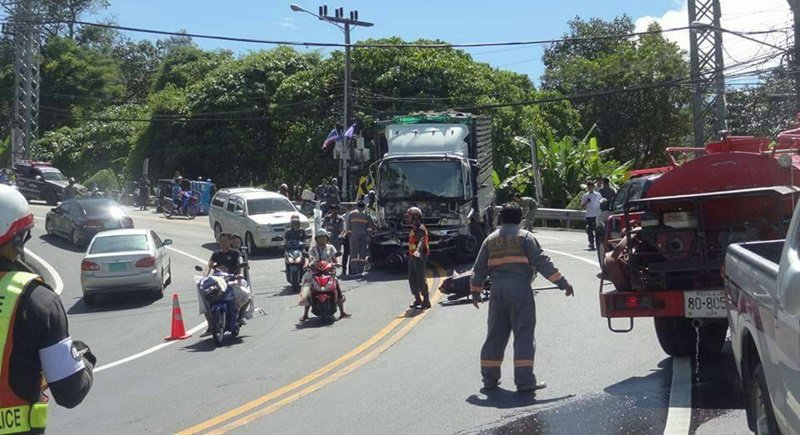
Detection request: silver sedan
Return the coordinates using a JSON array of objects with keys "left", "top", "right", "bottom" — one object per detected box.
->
[{"left": 80, "top": 229, "right": 173, "bottom": 306}]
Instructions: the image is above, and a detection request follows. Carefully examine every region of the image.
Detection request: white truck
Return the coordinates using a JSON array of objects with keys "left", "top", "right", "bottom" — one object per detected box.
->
[
  {"left": 724, "top": 196, "right": 800, "bottom": 434},
  {"left": 370, "top": 112, "right": 495, "bottom": 268}
]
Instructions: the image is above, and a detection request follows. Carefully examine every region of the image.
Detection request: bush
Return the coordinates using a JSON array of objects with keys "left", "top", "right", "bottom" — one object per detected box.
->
[{"left": 83, "top": 169, "right": 119, "bottom": 191}]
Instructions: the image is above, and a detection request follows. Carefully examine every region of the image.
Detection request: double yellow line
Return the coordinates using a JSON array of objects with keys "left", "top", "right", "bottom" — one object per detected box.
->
[{"left": 177, "top": 262, "right": 447, "bottom": 435}]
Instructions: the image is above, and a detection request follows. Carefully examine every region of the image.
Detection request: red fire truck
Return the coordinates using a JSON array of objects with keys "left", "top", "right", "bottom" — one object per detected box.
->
[{"left": 599, "top": 126, "right": 800, "bottom": 356}]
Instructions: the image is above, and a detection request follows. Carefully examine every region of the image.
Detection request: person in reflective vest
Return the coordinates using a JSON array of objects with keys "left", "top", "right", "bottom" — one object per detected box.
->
[
  {"left": 346, "top": 200, "right": 373, "bottom": 275},
  {"left": 0, "top": 184, "right": 94, "bottom": 434},
  {"left": 406, "top": 207, "right": 430, "bottom": 309},
  {"left": 470, "top": 201, "right": 574, "bottom": 393}
]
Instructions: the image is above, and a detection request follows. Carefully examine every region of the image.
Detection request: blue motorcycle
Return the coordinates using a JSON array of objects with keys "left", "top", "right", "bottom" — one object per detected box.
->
[
  {"left": 163, "top": 190, "right": 199, "bottom": 219},
  {"left": 195, "top": 266, "right": 241, "bottom": 346}
]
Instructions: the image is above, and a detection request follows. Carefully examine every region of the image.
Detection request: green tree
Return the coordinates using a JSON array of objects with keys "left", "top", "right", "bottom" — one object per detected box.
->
[
  {"left": 726, "top": 70, "right": 796, "bottom": 136},
  {"left": 39, "top": 36, "right": 125, "bottom": 132},
  {"left": 542, "top": 17, "right": 691, "bottom": 166},
  {"left": 39, "top": 0, "right": 110, "bottom": 39}
]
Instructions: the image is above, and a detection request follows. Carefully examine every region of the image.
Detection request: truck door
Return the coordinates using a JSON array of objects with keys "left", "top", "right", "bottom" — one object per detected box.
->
[{"left": 776, "top": 234, "right": 800, "bottom": 429}]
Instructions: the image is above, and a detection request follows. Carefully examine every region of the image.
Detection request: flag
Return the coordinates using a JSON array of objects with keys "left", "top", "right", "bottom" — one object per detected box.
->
[
  {"left": 321, "top": 128, "right": 340, "bottom": 150},
  {"left": 343, "top": 123, "right": 356, "bottom": 139}
]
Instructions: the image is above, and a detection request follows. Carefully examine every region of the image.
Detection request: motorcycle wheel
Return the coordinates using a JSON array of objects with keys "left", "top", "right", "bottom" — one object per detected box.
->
[
  {"left": 186, "top": 203, "right": 198, "bottom": 220},
  {"left": 212, "top": 311, "right": 225, "bottom": 346},
  {"left": 162, "top": 202, "right": 174, "bottom": 219}
]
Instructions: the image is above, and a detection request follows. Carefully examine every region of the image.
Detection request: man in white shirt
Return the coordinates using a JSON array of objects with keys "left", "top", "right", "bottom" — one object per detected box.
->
[{"left": 580, "top": 181, "right": 603, "bottom": 250}]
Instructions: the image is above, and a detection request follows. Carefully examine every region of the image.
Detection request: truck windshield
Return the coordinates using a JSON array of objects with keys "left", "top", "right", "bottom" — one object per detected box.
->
[
  {"left": 41, "top": 170, "right": 66, "bottom": 182},
  {"left": 379, "top": 161, "right": 464, "bottom": 199}
]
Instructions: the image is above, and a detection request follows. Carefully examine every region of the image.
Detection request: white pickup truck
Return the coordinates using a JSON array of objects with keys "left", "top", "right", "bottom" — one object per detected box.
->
[{"left": 724, "top": 200, "right": 800, "bottom": 434}]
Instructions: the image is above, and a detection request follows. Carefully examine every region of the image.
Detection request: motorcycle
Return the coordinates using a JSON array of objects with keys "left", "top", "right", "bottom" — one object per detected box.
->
[
  {"left": 194, "top": 265, "right": 247, "bottom": 346},
  {"left": 438, "top": 269, "right": 491, "bottom": 302},
  {"left": 284, "top": 239, "right": 307, "bottom": 292},
  {"left": 306, "top": 261, "right": 340, "bottom": 323},
  {"left": 163, "top": 190, "right": 199, "bottom": 219}
]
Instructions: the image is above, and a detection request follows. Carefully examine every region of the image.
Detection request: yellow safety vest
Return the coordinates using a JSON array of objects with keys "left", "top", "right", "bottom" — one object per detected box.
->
[{"left": 0, "top": 272, "right": 48, "bottom": 434}]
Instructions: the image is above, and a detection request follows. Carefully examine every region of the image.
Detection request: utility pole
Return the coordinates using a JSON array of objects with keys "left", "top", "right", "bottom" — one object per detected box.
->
[
  {"left": 2, "top": 0, "right": 41, "bottom": 164},
  {"left": 290, "top": 4, "right": 373, "bottom": 201},
  {"left": 688, "top": 0, "right": 726, "bottom": 146}
]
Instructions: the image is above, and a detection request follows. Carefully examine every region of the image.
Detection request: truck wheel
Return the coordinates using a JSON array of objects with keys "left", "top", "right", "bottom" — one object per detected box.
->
[
  {"left": 750, "top": 363, "right": 780, "bottom": 434},
  {"left": 654, "top": 317, "right": 728, "bottom": 357},
  {"left": 698, "top": 320, "right": 728, "bottom": 356},
  {"left": 45, "top": 191, "right": 57, "bottom": 206},
  {"left": 654, "top": 317, "right": 695, "bottom": 356}
]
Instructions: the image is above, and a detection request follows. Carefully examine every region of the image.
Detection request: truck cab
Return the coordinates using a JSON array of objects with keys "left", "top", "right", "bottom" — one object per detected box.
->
[{"left": 371, "top": 113, "right": 494, "bottom": 267}]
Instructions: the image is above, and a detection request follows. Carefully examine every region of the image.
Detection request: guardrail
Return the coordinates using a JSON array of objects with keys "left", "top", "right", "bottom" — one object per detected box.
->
[{"left": 492, "top": 206, "right": 586, "bottom": 228}]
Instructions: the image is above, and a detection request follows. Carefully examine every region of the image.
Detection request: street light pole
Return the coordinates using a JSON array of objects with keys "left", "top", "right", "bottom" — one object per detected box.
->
[{"left": 290, "top": 4, "right": 373, "bottom": 201}]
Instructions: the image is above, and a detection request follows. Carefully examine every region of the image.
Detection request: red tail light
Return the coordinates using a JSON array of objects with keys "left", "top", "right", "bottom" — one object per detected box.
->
[
  {"left": 81, "top": 260, "right": 100, "bottom": 271},
  {"left": 135, "top": 256, "right": 156, "bottom": 268}
]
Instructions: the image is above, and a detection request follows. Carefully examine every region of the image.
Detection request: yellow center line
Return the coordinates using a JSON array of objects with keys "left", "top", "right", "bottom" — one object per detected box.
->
[
  {"left": 176, "top": 262, "right": 446, "bottom": 435},
  {"left": 206, "top": 262, "right": 447, "bottom": 434}
]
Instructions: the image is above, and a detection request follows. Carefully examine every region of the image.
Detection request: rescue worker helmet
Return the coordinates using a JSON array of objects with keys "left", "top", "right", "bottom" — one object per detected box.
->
[
  {"left": 0, "top": 184, "right": 34, "bottom": 250},
  {"left": 280, "top": 183, "right": 288, "bottom": 190}
]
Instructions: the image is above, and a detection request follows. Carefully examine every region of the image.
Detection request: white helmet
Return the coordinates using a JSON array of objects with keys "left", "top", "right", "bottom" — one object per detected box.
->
[
  {"left": 315, "top": 228, "right": 329, "bottom": 242},
  {"left": 0, "top": 184, "right": 34, "bottom": 249}
]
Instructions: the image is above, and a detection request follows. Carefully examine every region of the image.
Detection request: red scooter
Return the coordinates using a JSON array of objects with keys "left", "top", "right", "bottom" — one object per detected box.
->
[{"left": 308, "top": 261, "right": 340, "bottom": 323}]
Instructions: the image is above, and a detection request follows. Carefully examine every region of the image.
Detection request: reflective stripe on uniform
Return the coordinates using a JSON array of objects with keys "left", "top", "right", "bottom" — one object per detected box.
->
[
  {"left": 39, "top": 337, "right": 85, "bottom": 383},
  {"left": 487, "top": 256, "right": 529, "bottom": 267},
  {"left": 0, "top": 272, "right": 49, "bottom": 432},
  {"left": 513, "top": 359, "right": 534, "bottom": 367},
  {"left": 547, "top": 272, "right": 562, "bottom": 282},
  {"left": 480, "top": 359, "right": 503, "bottom": 368},
  {"left": 0, "top": 403, "right": 47, "bottom": 434}
]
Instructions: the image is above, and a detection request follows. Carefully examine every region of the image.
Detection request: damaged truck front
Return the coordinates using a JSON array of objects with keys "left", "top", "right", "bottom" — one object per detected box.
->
[{"left": 371, "top": 112, "right": 495, "bottom": 269}]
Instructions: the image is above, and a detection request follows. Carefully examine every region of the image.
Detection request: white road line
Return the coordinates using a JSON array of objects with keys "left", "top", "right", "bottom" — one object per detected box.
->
[
  {"left": 545, "top": 248, "right": 600, "bottom": 268},
  {"left": 24, "top": 248, "right": 64, "bottom": 295},
  {"left": 95, "top": 322, "right": 207, "bottom": 373},
  {"left": 166, "top": 246, "right": 208, "bottom": 264},
  {"left": 663, "top": 357, "right": 692, "bottom": 435}
]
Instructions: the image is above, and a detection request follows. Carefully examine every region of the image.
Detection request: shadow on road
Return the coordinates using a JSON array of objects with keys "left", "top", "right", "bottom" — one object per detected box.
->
[
  {"left": 294, "top": 317, "right": 338, "bottom": 330},
  {"left": 37, "top": 234, "right": 85, "bottom": 253},
  {"left": 181, "top": 336, "right": 246, "bottom": 352},
  {"left": 67, "top": 292, "right": 162, "bottom": 315},
  {"left": 690, "top": 342, "right": 746, "bottom": 432},
  {"left": 466, "top": 389, "right": 573, "bottom": 410}
]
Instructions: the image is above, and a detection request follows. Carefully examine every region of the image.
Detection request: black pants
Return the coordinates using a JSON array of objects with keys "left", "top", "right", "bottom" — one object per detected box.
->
[
  {"left": 585, "top": 217, "right": 596, "bottom": 246},
  {"left": 408, "top": 256, "right": 429, "bottom": 300},
  {"left": 341, "top": 235, "right": 350, "bottom": 275}
]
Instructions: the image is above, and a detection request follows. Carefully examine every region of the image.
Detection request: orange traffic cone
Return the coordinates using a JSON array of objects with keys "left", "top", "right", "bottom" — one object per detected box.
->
[{"left": 165, "top": 294, "right": 191, "bottom": 340}]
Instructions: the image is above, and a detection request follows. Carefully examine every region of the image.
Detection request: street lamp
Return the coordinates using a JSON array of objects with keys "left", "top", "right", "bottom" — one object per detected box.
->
[{"left": 290, "top": 4, "right": 373, "bottom": 201}]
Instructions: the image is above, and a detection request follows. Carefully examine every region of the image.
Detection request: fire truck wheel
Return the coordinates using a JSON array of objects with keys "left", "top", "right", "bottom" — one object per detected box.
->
[{"left": 654, "top": 317, "right": 728, "bottom": 357}]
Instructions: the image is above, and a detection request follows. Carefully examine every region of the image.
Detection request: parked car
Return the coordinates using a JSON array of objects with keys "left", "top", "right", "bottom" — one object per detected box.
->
[
  {"left": 80, "top": 229, "right": 173, "bottom": 305},
  {"left": 45, "top": 199, "right": 134, "bottom": 247},
  {"left": 209, "top": 188, "right": 311, "bottom": 251},
  {"left": 724, "top": 191, "right": 800, "bottom": 434},
  {"left": 12, "top": 160, "right": 79, "bottom": 205}
]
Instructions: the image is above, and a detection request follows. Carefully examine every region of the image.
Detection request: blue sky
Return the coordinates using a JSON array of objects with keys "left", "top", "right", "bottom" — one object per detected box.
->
[{"left": 92, "top": 0, "right": 685, "bottom": 82}]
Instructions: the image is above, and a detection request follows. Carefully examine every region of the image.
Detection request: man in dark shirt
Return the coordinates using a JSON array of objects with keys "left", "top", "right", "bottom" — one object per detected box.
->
[
  {"left": 0, "top": 184, "right": 94, "bottom": 433},
  {"left": 200, "top": 233, "right": 241, "bottom": 336},
  {"left": 599, "top": 177, "right": 616, "bottom": 204}
]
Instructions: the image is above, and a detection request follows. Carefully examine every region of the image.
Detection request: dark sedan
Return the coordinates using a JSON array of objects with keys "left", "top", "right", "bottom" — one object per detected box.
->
[{"left": 45, "top": 199, "right": 134, "bottom": 247}]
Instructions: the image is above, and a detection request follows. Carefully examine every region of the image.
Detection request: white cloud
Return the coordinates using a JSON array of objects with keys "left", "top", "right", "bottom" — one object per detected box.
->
[
  {"left": 635, "top": 0, "right": 792, "bottom": 80},
  {"left": 277, "top": 17, "right": 299, "bottom": 30}
]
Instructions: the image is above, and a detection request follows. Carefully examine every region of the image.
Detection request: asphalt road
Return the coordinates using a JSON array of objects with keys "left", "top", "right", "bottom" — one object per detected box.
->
[{"left": 23, "top": 203, "right": 752, "bottom": 435}]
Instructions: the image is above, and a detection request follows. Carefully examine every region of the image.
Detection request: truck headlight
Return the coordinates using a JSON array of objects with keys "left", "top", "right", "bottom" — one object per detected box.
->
[{"left": 257, "top": 225, "right": 270, "bottom": 232}]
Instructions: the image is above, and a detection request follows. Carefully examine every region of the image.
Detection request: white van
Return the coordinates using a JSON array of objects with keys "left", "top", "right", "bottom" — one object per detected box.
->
[{"left": 209, "top": 188, "right": 311, "bottom": 250}]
